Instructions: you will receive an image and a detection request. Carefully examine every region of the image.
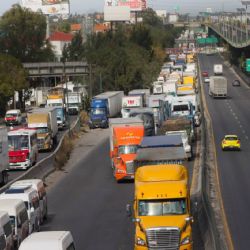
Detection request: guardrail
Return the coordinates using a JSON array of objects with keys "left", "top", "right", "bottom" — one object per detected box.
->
[{"left": 0, "top": 117, "right": 81, "bottom": 193}]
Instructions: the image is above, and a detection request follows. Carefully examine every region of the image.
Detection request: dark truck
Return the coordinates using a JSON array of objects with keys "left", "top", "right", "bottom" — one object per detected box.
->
[{"left": 134, "top": 135, "right": 187, "bottom": 169}]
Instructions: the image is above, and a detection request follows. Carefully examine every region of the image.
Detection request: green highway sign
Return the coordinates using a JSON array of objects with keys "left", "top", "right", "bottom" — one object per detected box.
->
[{"left": 246, "top": 58, "right": 250, "bottom": 72}]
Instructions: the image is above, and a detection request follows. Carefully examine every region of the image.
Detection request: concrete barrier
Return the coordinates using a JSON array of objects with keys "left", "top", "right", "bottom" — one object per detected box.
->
[{"left": 0, "top": 117, "right": 81, "bottom": 193}]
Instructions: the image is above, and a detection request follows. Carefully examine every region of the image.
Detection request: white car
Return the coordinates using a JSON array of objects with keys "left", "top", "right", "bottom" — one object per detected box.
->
[{"left": 204, "top": 77, "right": 210, "bottom": 83}]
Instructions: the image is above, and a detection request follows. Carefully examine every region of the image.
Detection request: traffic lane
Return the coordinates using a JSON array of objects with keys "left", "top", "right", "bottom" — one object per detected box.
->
[
  {"left": 41, "top": 138, "right": 134, "bottom": 250},
  {"left": 199, "top": 54, "right": 250, "bottom": 249},
  {"left": 40, "top": 137, "right": 202, "bottom": 250},
  {"left": 7, "top": 116, "right": 77, "bottom": 183}
]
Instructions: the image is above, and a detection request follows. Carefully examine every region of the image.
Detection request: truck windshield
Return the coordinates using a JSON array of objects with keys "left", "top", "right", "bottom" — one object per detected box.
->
[
  {"left": 138, "top": 199, "right": 186, "bottom": 216},
  {"left": 36, "top": 128, "right": 49, "bottom": 134},
  {"left": 8, "top": 135, "right": 29, "bottom": 151},
  {"left": 118, "top": 145, "right": 138, "bottom": 154},
  {"left": 91, "top": 108, "right": 105, "bottom": 115},
  {"left": 6, "top": 113, "right": 17, "bottom": 117}
]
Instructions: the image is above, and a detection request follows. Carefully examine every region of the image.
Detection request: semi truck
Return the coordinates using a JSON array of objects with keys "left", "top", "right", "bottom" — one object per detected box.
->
[
  {"left": 209, "top": 76, "right": 227, "bottom": 98},
  {"left": 46, "top": 87, "right": 65, "bottom": 107},
  {"left": 128, "top": 89, "right": 150, "bottom": 107},
  {"left": 55, "top": 107, "right": 66, "bottom": 129},
  {"left": 128, "top": 164, "right": 193, "bottom": 250},
  {"left": 89, "top": 91, "right": 124, "bottom": 129},
  {"left": 134, "top": 135, "right": 187, "bottom": 168},
  {"left": 129, "top": 108, "right": 155, "bottom": 136},
  {"left": 27, "top": 107, "right": 58, "bottom": 151},
  {"left": 213, "top": 64, "right": 223, "bottom": 75},
  {"left": 160, "top": 116, "right": 194, "bottom": 142},
  {"left": 109, "top": 118, "right": 144, "bottom": 181},
  {"left": 66, "top": 92, "right": 82, "bottom": 115},
  {"left": 121, "top": 96, "right": 143, "bottom": 118},
  {"left": 0, "top": 127, "right": 9, "bottom": 184}
]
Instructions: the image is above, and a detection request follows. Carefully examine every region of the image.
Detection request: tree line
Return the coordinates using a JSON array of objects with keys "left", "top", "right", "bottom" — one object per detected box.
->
[{"left": 0, "top": 5, "right": 182, "bottom": 114}]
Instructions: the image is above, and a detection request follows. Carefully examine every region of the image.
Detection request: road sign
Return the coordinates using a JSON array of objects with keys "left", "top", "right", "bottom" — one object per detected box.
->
[{"left": 246, "top": 59, "right": 250, "bottom": 72}]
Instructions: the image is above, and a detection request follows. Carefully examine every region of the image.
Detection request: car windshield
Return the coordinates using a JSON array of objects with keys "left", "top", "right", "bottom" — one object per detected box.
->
[
  {"left": 118, "top": 145, "right": 138, "bottom": 154},
  {"left": 138, "top": 199, "right": 187, "bottom": 216},
  {"left": 8, "top": 135, "right": 29, "bottom": 151},
  {"left": 6, "top": 113, "right": 17, "bottom": 117},
  {"left": 225, "top": 136, "right": 238, "bottom": 141},
  {"left": 91, "top": 108, "right": 105, "bottom": 115},
  {"left": 36, "top": 127, "right": 48, "bottom": 134}
]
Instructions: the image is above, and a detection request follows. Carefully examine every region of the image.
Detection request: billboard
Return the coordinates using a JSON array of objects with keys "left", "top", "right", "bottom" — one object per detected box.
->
[
  {"left": 105, "top": 0, "right": 146, "bottom": 11},
  {"left": 20, "top": 0, "right": 70, "bottom": 15},
  {"left": 104, "top": 6, "right": 130, "bottom": 21}
]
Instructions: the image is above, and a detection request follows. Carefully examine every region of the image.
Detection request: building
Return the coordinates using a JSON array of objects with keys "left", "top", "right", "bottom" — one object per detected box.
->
[
  {"left": 94, "top": 23, "right": 111, "bottom": 33},
  {"left": 49, "top": 31, "right": 74, "bottom": 61},
  {"left": 168, "top": 13, "right": 179, "bottom": 23}
]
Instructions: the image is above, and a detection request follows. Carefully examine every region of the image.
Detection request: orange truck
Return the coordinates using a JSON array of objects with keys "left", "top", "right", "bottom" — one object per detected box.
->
[{"left": 109, "top": 118, "right": 144, "bottom": 181}]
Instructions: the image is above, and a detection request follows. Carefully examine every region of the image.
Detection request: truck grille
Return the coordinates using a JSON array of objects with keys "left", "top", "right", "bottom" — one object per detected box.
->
[
  {"left": 126, "top": 161, "right": 134, "bottom": 174},
  {"left": 146, "top": 227, "right": 180, "bottom": 250},
  {"left": 92, "top": 119, "right": 102, "bottom": 125}
]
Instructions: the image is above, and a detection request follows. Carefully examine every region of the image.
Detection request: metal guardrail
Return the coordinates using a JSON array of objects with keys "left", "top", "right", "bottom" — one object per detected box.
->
[
  {"left": 207, "top": 23, "right": 250, "bottom": 48},
  {"left": 0, "top": 117, "right": 81, "bottom": 193}
]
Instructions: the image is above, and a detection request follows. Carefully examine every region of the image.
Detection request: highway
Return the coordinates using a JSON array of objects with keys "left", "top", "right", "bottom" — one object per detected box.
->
[
  {"left": 40, "top": 128, "right": 204, "bottom": 249},
  {"left": 199, "top": 53, "right": 250, "bottom": 249}
]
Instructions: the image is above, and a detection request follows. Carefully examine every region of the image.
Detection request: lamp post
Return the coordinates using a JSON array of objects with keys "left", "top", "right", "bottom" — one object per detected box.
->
[
  {"left": 241, "top": 1, "right": 250, "bottom": 42},
  {"left": 237, "top": 8, "right": 245, "bottom": 44}
]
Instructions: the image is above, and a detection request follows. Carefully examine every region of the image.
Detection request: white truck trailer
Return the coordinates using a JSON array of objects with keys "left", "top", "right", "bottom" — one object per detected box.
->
[
  {"left": 209, "top": 76, "right": 227, "bottom": 98},
  {"left": 213, "top": 64, "right": 223, "bottom": 75},
  {"left": 66, "top": 92, "right": 82, "bottom": 115},
  {"left": 121, "top": 96, "right": 143, "bottom": 118}
]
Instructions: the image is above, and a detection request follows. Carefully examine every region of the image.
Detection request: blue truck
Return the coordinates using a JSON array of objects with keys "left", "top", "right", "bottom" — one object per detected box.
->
[{"left": 89, "top": 91, "right": 124, "bottom": 129}]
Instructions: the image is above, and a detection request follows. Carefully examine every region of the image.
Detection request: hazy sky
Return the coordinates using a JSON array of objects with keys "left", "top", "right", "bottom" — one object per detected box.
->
[{"left": 0, "top": 0, "right": 244, "bottom": 15}]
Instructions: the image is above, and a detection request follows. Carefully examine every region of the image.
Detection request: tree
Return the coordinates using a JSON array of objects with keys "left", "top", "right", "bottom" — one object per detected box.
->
[
  {"left": 0, "top": 54, "right": 28, "bottom": 114},
  {"left": 0, "top": 4, "right": 54, "bottom": 62}
]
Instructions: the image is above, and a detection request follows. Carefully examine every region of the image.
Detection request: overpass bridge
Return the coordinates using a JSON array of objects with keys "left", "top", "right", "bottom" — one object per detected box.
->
[{"left": 22, "top": 61, "right": 89, "bottom": 78}]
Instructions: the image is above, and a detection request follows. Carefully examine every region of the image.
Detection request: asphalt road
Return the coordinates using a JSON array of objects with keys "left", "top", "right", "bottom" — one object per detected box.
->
[
  {"left": 6, "top": 115, "right": 77, "bottom": 183},
  {"left": 39, "top": 126, "right": 204, "bottom": 250},
  {"left": 199, "top": 53, "right": 250, "bottom": 249}
]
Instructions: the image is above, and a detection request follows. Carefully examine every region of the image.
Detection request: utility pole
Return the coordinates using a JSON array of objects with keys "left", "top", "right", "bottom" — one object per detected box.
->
[{"left": 89, "top": 63, "right": 93, "bottom": 99}]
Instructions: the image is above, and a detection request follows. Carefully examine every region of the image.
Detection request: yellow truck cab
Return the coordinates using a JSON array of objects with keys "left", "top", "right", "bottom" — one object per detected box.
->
[{"left": 131, "top": 164, "right": 193, "bottom": 250}]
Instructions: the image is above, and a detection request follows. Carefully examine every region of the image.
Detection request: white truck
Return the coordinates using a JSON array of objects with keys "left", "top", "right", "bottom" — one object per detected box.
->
[
  {"left": 153, "top": 81, "right": 163, "bottom": 94},
  {"left": 209, "top": 76, "right": 227, "bottom": 98},
  {"left": 0, "top": 127, "right": 9, "bottom": 184},
  {"left": 213, "top": 64, "right": 223, "bottom": 75},
  {"left": 121, "top": 96, "right": 143, "bottom": 118},
  {"left": 66, "top": 92, "right": 82, "bottom": 115},
  {"left": 128, "top": 89, "right": 150, "bottom": 107},
  {"left": 148, "top": 94, "right": 166, "bottom": 128}
]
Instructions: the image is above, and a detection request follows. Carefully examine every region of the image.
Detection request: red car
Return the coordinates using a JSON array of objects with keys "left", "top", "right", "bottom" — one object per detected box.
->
[{"left": 202, "top": 71, "right": 208, "bottom": 77}]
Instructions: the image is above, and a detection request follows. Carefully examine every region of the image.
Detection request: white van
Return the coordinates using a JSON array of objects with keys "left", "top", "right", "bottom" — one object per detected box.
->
[
  {"left": 0, "top": 211, "right": 14, "bottom": 250},
  {"left": 0, "top": 186, "right": 40, "bottom": 234},
  {"left": 0, "top": 199, "right": 29, "bottom": 247},
  {"left": 4, "top": 109, "right": 22, "bottom": 126},
  {"left": 10, "top": 179, "right": 47, "bottom": 223},
  {"left": 19, "top": 231, "right": 76, "bottom": 250}
]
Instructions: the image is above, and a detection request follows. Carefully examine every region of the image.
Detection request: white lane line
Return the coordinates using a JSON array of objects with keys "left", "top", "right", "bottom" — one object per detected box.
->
[
  {"left": 240, "top": 124, "right": 242, "bottom": 128},
  {"left": 242, "top": 130, "right": 246, "bottom": 134},
  {"left": 235, "top": 116, "right": 238, "bottom": 120},
  {"left": 245, "top": 136, "right": 249, "bottom": 140}
]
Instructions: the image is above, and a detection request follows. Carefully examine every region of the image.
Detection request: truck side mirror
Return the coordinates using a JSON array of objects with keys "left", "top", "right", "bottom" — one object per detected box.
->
[{"left": 126, "top": 204, "right": 132, "bottom": 217}]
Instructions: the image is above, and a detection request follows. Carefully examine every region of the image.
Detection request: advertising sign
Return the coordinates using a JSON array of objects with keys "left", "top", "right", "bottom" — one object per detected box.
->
[
  {"left": 20, "top": 0, "right": 70, "bottom": 15},
  {"left": 105, "top": 0, "right": 146, "bottom": 11}
]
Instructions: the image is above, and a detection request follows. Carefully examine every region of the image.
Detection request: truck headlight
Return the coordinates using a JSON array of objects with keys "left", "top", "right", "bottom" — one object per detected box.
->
[
  {"left": 101, "top": 119, "right": 106, "bottom": 123},
  {"left": 136, "top": 237, "right": 146, "bottom": 246},
  {"left": 180, "top": 236, "right": 191, "bottom": 245}
]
